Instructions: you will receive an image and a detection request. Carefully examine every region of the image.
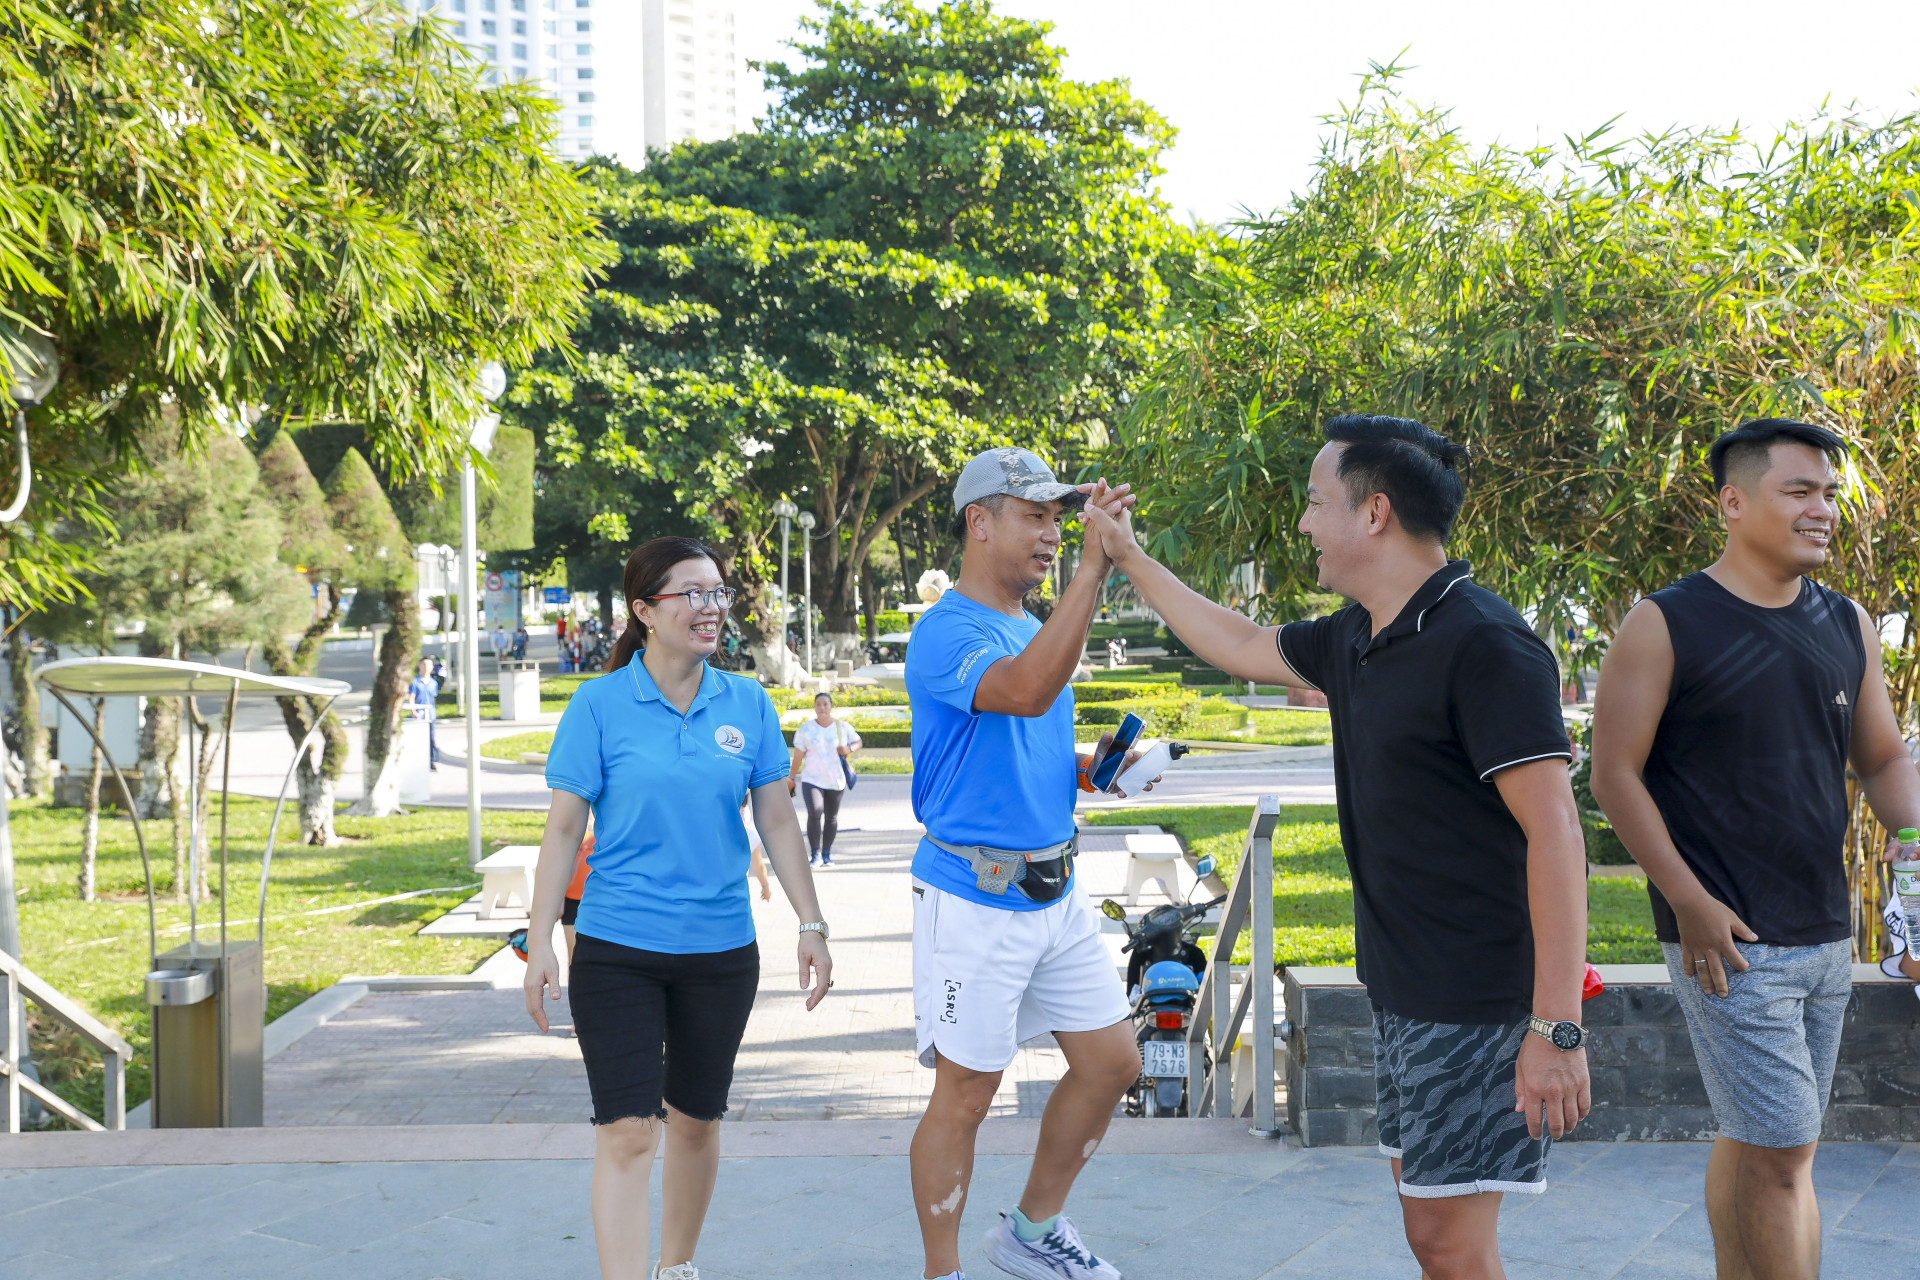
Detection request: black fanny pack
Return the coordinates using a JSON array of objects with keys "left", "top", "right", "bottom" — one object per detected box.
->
[{"left": 927, "top": 835, "right": 1078, "bottom": 905}]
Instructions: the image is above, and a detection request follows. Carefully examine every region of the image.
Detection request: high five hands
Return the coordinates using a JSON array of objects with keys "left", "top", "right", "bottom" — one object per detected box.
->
[
  {"left": 1078, "top": 484, "right": 1141, "bottom": 569},
  {"left": 1076, "top": 478, "right": 1137, "bottom": 564}
]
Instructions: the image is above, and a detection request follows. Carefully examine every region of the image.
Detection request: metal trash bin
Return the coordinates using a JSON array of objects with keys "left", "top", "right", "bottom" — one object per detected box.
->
[{"left": 147, "top": 941, "right": 263, "bottom": 1128}]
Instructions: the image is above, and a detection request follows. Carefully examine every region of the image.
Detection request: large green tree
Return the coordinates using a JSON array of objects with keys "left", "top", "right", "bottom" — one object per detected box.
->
[
  {"left": 0, "top": 0, "right": 608, "bottom": 613},
  {"left": 323, "top": 449, "right": 418, "bottom": 817},
  {"left": 72, "top": 428, "right": 307, "bottom": 899},
  {"left": 512, "top": 0, "right": 1187, "bottom": 670},
  {"left": 1113, "top": 69, "right": 1920, "bottom": 956},
  {"left": 255, "top": 432, "right": 354, "bottom": 845}
]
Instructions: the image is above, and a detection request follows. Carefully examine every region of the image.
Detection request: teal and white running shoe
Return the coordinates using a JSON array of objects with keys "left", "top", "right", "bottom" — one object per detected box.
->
[{"left": 982, "top": 1212, "right": 1121, "bottom": 1280}]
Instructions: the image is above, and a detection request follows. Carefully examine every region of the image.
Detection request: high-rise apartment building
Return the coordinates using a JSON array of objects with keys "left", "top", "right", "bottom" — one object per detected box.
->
[
  {"left": 418, "top": 0, "right": 740, "bottom": 164},
  {"left": 641, "top": 0, "right": 741, "bottom": 150}
]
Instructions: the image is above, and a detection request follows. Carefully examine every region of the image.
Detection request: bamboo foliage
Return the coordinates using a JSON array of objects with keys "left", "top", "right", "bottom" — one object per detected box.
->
[{"left": 1113, "top": 66, "right": 1920, "bottom": 957}]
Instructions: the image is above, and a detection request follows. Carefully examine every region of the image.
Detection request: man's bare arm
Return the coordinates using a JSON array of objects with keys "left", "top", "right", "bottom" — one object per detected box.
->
[
  {"left": 1080, "top": 500, "right": 1306, "bottom": 688},
  {"left": 973, "top": 485, "right": 1131, "bottom": 717},
  {"left": 1492, "top": 757, "right": 1591, "bottom": 1139},
  {"left": 1590, "top": 600, "right": 1755, "bottom": 995},
  {"left": 1848, "top": 602, "right": 1920, "bottom": 852}
]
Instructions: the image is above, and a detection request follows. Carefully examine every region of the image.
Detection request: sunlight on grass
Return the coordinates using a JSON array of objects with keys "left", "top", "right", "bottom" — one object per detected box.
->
[
  {"left": 13, "top": 796, "right": 547, "bottom": 1119},
  {"left": 1085, "top": 803, "right": 1660, "bottom": 969}
]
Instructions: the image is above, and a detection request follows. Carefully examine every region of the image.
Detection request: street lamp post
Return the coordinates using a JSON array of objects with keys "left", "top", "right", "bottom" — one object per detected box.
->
[
  {"left": 463, "top": 363, "right": 506, "bottom": 869},
  {"left": 772, "top": 498, "right": 797, "bottom": 674},
  {"left": 796, "top": 509, "right": 817, "bottom": 675},
  {"left": 0, "top": 327, "right": 57, "bottom": 1126}
]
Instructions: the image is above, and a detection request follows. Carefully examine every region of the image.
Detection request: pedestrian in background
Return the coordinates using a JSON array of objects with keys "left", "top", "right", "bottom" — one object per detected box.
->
[
  {"left": 788, "top": 692, "right": 861, "bottom": 868},
  {"left": 408, "top": 657, "right": 440, "bottom": 771},
  {"left": 524, "top": 536, "right": 833, "bottom": 1280}
]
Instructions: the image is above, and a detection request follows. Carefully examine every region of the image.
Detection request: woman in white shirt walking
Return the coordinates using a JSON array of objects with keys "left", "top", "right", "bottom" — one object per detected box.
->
[{"left": 789, "top": 692, "right": 861, "bottom": 868}]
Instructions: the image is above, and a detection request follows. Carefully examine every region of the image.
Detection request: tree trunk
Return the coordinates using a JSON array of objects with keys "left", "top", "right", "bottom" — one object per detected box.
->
[
  {"left": 350, "top": 587, "right": 419, "bottom": 817},
  {"left": 813, "top": 461, "right": 942, "bottom": 658},
  {"left": 861, "top": 561, "right": 879, "bottom": 644},
  {"left": 596, "top": 586, "right": 613, "bottom": 627},
  {"left": 263, "top": 585, "right": 347, "bottom": 844},
  {"left": 184, "top": 696, "right": 223, "bottom": 903},
  {"left": 78, "top": 699, "right": 103, "bottom": 902},
  {"left": 6, "top": 623, "right": 50, "bottom": 798}
]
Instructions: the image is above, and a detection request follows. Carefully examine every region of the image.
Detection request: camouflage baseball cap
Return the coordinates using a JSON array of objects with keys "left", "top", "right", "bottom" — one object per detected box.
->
[{"left": 951, "top": 447, "right": 1087, "bottom": 514}]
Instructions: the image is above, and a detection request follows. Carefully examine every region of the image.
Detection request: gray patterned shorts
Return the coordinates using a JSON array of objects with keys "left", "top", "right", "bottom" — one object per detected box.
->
[
  {"left": 1373, "top": 1004, "right": 1549, "bottom": 1198},
  {"left": 1662, "top": 939, "right": 1851, "bottom": 1148}
]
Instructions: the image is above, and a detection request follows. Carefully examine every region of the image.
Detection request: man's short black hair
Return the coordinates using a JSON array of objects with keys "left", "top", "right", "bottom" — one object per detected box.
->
[
  {"left": 1708, "top": 419, "right": 1848, "bottom": 490},
  {"left": 950, "top": 492, "right": 1009, "bottom": 541},
  {"left": 1321, "top": 414, "right": 1470, "bottom": 544}
]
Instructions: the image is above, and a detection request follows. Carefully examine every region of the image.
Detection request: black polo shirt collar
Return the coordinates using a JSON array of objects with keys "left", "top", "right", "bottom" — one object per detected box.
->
[{"left": 1355, "top": 560, "right": 1475, "bottom": 655}]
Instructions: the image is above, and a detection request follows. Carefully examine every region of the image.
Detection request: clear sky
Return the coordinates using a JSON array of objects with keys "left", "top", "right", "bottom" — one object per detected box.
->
[{"left": 727, "top": 0, "right": 1920, "bottom": 226}]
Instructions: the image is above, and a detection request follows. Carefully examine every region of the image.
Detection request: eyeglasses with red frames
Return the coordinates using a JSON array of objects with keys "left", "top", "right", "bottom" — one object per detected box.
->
[{"left": 649, "top": 586, "right": 737, "bottom": 611}]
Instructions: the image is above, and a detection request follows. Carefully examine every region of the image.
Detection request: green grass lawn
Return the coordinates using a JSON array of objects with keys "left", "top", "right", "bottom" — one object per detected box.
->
[
  {"left": 13, "top": 797, "right": 548, "bottom": 1124},
  {"left": 1221, "top": 709, "right": 1333, "bottom": 747},
  {"left": 434, "top": 671, "right": 599, "bottom": 719},
  {"left": 480, "top": 730, "right": 555, "bottom": 761},
  {"left": 1083, "top": 804, "right": 1660, "bottom": 969},
  {"left": 479, "top": 727, "right": 916, "bottom": 775}
]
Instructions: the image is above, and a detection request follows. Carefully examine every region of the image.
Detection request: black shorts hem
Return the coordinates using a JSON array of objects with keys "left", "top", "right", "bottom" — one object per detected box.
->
[
  {"left": 591, "top": 1107, "right": 668, "bottom": 1127},
  {"left": 663, "top": 1099, "right": 730, "bottom": 1122}
]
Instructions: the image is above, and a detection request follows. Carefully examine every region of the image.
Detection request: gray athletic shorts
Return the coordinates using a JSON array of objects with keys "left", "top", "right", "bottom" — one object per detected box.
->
[
  {"left": 1663, "top": 938, "right": 1851, "bottom": 1148},
  {"left": 1373, "top": 1004, "right": 1549, "bottom": 1198}
]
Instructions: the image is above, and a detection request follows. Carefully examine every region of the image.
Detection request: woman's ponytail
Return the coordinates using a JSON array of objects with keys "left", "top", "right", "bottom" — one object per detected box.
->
[{"left": 604, "top": 536, "right": 724, "bottom": 672}]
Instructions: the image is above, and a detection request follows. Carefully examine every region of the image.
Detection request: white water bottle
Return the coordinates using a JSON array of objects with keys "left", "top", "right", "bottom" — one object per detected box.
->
[
  {"left": 1113, "top": 741, "right": 1190, "bottom": 797},
  {"left": 1893, "top": 827, "right": 1920, "bottom": 945}
]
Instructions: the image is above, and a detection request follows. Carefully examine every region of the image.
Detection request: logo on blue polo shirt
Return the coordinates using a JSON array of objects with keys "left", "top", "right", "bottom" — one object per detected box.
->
[{"left": 714, "top": 724, "right": 745, "bottom": 753}]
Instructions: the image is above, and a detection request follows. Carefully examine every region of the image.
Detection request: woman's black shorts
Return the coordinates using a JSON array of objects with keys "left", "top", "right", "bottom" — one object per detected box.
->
[
  {"left": 568, "top": 933, "right": 759, "bottom": 1125},
  {"left": 561, "top": 895, "right": 580, "bottom": 927}
]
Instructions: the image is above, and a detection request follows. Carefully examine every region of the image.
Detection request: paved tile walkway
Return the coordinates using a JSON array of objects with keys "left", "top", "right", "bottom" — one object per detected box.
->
[
  {"left": 5, "top": 1130, "right": 1916, "bottom": 1279},
  {"left": 264, "top": 827, "right": 1166, "bottom": 1125}
]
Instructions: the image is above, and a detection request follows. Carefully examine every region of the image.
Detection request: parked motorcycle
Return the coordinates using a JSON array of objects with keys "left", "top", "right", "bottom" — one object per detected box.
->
[{"left": 1102, "top": 856, "right": 1226, "bottom": 1118}]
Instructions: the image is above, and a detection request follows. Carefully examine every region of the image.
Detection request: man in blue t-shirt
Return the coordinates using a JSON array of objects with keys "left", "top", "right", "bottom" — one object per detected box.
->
[
  {"left": 905, "top": 447, "right": 1144, "bottom": 1280},
  {"left": 407, "top": 658, "right": 439, "bottom": 770}
]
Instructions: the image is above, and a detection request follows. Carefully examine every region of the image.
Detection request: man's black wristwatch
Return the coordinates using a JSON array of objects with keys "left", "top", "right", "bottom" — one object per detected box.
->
[{"left": 1528, "top": 1015, "right": 1585, "bottom": 1051}]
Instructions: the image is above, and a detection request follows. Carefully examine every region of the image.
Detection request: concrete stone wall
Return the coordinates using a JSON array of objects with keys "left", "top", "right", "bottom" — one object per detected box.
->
[{"left": 1282, "top": 963, "right": 1920, "bottom": 1147}]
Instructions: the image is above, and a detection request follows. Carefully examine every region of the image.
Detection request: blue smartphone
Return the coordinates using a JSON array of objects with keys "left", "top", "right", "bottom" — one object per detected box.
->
[{"left": 1089, "top": 712, "right": 1145, "bottom": 791}]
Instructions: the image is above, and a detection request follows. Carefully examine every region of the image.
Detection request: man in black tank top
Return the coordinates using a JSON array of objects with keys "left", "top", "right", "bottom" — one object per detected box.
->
[{"left": 1592, "top": 419, "right": 1920, "bottom": 1280}]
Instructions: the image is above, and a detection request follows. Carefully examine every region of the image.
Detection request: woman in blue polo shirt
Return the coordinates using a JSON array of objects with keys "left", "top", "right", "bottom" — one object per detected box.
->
[{"left": 523, "top": 536, "right": 834, "bottom": 1280}]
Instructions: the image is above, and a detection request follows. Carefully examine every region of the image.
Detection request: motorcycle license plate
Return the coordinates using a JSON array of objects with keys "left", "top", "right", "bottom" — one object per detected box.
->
[{"left": 1142, "top": 1040, "right": 1189, "bottom": 1079}]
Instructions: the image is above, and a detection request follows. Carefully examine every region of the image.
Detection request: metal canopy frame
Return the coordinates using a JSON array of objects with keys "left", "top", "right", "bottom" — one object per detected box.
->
[{"left": 34, "top": 657, "right": 351, "bottom": 968}]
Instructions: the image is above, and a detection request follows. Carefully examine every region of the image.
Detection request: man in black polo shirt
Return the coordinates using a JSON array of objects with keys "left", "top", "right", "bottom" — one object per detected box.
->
[{"left": 1084, "top": 415, "right": 1589, "bottom": 1278}]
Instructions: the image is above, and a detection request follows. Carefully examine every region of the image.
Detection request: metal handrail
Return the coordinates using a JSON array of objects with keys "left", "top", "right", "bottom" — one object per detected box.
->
[
  {"left": 1185, "top": 794, "right": 1280, "bottom": 1134},
  {"left": 2, "top": 949, "right": 132, "bottom": 1132}
]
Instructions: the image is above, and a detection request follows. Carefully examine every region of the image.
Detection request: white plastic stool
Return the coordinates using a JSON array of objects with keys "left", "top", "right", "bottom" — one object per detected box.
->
[
  {"left": 1123, "top": 833, "right": 1184, "bottom": 906},
  {"left": 475, "top": 844, "right": 541, "bottom": 920}
]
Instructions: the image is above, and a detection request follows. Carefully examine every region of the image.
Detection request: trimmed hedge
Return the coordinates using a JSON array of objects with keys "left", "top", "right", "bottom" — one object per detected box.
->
[
  {"left": 1070, "top": 680, "right": 1182, "bottom": 703},
  {"left": 768, "top": 686, "right": 910, "bottom": 710},
  {"left": 784, "top": 726, "right": 913, "bottom": 748}
]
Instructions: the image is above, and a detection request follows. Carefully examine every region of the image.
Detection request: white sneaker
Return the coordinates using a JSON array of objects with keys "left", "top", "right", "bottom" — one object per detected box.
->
[
  {"left": 653, "top": 1264, "right": 698, "bottom": 1280},
  {"left": 1882, "top": 895, "right": 1910, "bottom": 979},
  {"left": 982, "top": 1212, "right": 1121, "bottom": 1280}
]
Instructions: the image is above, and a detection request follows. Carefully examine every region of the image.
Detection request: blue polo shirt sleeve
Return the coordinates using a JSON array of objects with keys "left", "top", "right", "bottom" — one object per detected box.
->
[
  {"left": 1277, "top": 613, "right": 1339, "bottom": 690},
  {"left": 913, "top": 606, "right": 1010, "bottom": 715},
  {"left": 1454, "top": 620, "right": 1574, "bottom": 781},
  {"left": 749, "top": 687, "right": 788, "bottom": 789},
  {"left": 544, "top": 687, "right": 605, "bottom": 802}
]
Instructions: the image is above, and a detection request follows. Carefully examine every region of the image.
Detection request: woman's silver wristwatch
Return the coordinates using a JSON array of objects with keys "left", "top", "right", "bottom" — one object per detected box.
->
[{"left": 799, "top": 921, "right": 830, "bottom": 942}]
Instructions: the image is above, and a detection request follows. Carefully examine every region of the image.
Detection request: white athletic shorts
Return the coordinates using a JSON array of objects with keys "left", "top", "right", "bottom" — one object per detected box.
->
[{"left": 912, "top": 876, "right": 1131, "bottom": 1072}]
